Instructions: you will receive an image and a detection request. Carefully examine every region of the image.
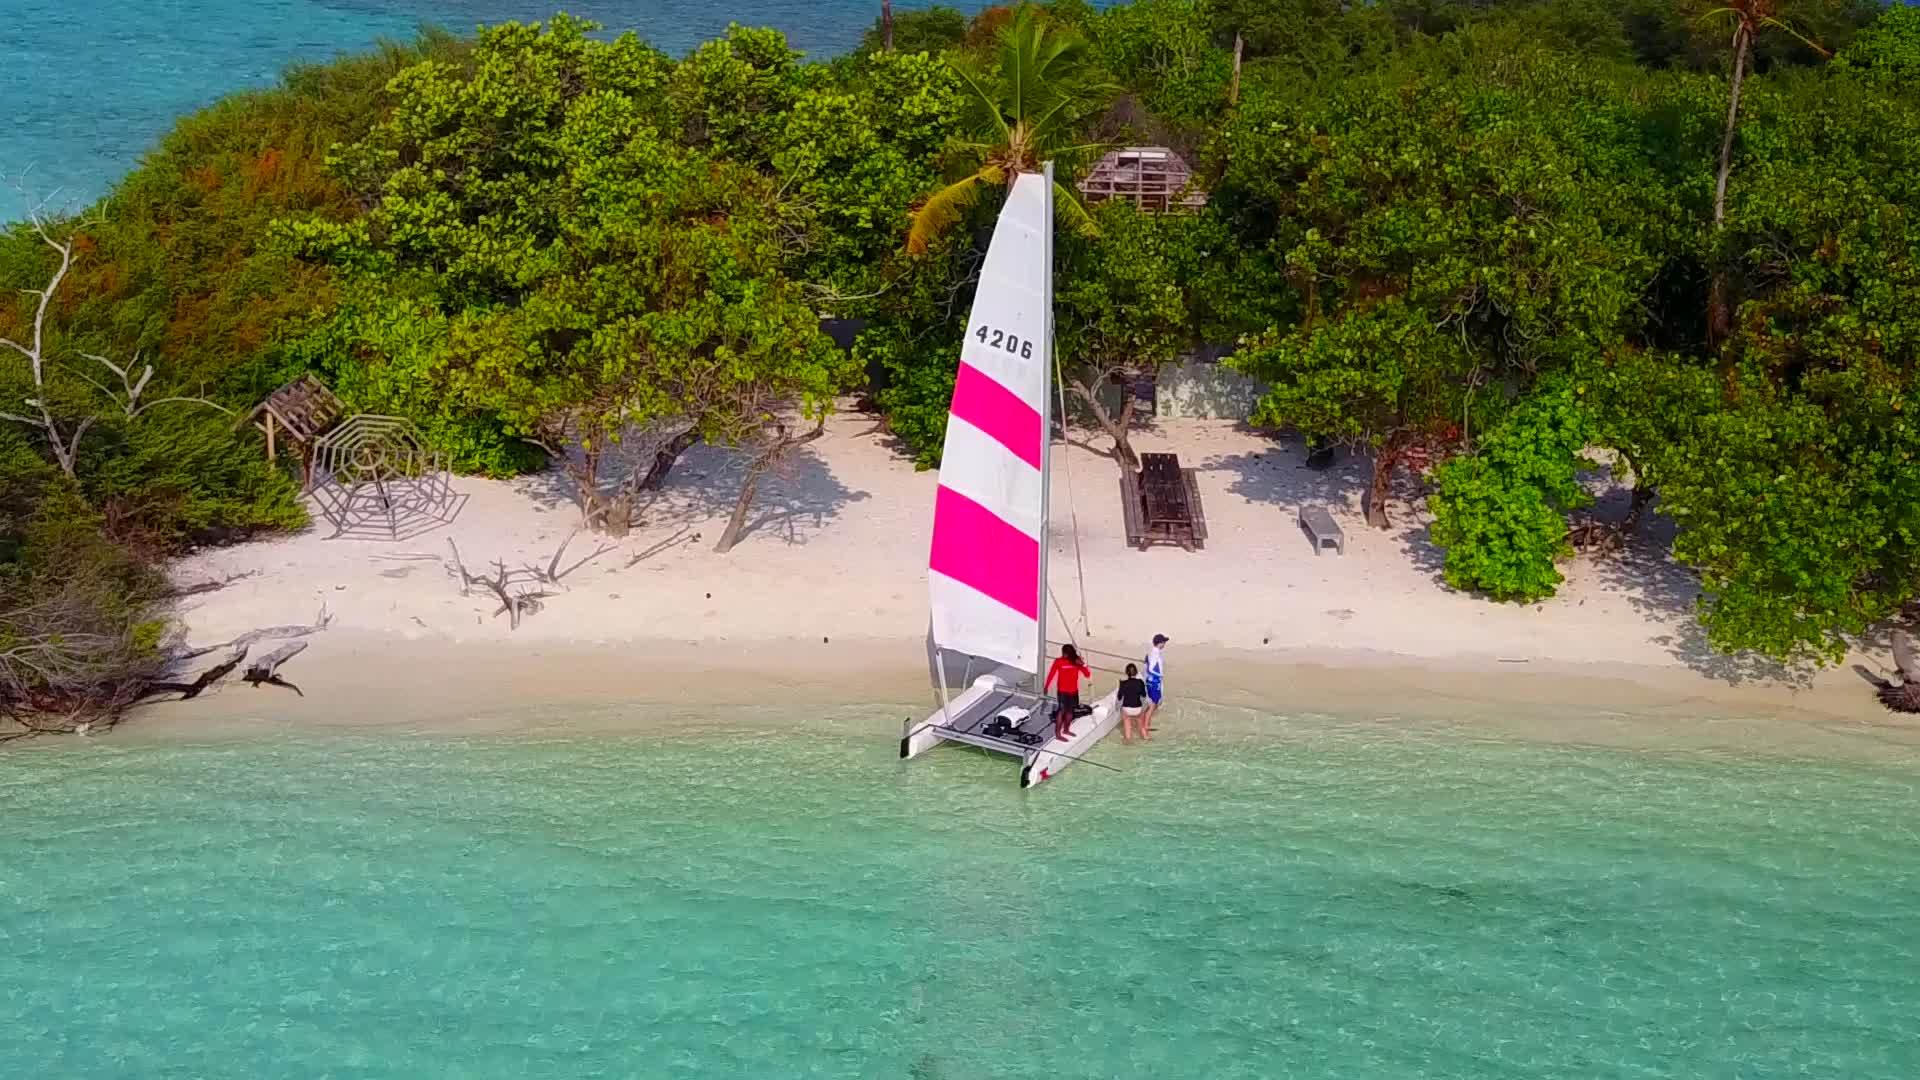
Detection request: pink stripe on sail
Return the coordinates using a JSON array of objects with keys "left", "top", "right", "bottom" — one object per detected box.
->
[
  {"left": 951, "top": 362, "right": 1044, "bottom": 471},
  {"left": 929, "top": 485, "right": 1040, "bottom": 620}
]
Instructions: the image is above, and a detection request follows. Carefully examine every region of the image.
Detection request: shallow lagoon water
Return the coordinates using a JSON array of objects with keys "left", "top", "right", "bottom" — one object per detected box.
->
[{"left": 4, "top": 706, "right": 1917, "bottom": 1077}]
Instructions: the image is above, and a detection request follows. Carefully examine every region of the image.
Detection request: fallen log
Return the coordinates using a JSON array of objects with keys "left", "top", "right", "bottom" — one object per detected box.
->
[
  {"left": 243, "top": 641, "right": 309, "bottom": 696},
  {"left": 137, "top": 646, "right": 249, "bottom": 703},
  {"left": 172, "top": 606, "right": 332, "bottom": 662}
]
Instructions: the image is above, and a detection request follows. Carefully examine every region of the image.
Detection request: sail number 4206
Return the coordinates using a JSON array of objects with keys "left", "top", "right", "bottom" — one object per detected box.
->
[{"left": 975, "top": 325, "right": 1034, "bottom": 359}]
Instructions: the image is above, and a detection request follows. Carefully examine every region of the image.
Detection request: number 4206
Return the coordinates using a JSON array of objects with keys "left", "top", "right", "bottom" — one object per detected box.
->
[{"left": 975, "top": 325, "right": 1033, "bottom": 359}]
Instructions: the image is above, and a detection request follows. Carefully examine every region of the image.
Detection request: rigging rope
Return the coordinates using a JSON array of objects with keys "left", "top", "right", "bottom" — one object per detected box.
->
[
  {"left": 1052, "top": 356, "right": 1092, "bottom": 638},
  {"left": 1049, "top": 586, "right": 1078, "bottom": 649}
]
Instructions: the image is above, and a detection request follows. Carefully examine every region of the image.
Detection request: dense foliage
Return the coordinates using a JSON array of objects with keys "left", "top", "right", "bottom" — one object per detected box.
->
[
  {"left": 1428, "top": 381, "right": 1593, "bottom": 602},
  {"left": 8, "top": 0, "right": 1920, "bottom": 720}
]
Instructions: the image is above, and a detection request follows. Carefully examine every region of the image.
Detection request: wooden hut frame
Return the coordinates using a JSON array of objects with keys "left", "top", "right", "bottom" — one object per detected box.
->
[
  {"left": 1077, "top": 147, "right": 1208, "bottom": 214},
  {"left": 239, "top": 374, "right": 344, "bottom": 490}
]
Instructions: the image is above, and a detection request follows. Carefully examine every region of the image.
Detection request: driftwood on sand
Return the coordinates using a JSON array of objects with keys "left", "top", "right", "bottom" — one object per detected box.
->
[
  {"left": 151, "top": 607, "right": 333, "bottom": 702},
  {"left": 136, "top": 646, "right": 250, "bottom": 702},
  {"left": 243, "top": 642, "right": 309, "bottom": 696},
  {"left": 2, "top": 608, "right": 332, "bottom": 742},
  {"left": 445, "top": 532, "right": 614, "bottom": 630},
  {"left": 171, "top": 606, "right": 334, "bottom": 662},
  {"left": 1855, "top": 629, "right": 1920, "bottom": 714}
]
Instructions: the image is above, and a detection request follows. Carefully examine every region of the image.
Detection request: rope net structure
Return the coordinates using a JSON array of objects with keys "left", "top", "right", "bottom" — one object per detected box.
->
[{"left": 308, "top": 415, "right": 463, "bottom": 540}]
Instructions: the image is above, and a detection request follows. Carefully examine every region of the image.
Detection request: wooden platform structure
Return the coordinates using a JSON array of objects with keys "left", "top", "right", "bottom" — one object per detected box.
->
[
  {"left": 1120, "top": 452, "right": 1208, "bottom": 551},
  {"left": 240, "top": 373, "right": 344, "bottom": 490},
  {"left": 1077, "top": 147, "right": 1208, "bottom": 214}
]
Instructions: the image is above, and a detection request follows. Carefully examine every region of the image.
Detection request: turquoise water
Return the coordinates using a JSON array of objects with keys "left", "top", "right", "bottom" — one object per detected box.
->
[
  {"left": 4, "top": 707, "right": 1918, "bottom": 1077},
  {"left": 2, "top": 0, "right": 994, "bottom": 220}
]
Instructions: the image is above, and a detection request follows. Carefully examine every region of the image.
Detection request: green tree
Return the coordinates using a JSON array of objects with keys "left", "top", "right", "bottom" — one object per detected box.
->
[
  {"left": 775, "top": 50, "right": 964, "bottom": 303},
  {"left": 292, "top": 18, "right": 855, "bottom": 545},
  {"left": 1056, "top": 201, "right": 1193, "bottom": 470},
  {"left": 1595, "top": 70, "right": 1920, "bottom": 663},
  {"left": 906, "top": 4, "right": 1115, "bottom": 253},
  {"left": 1090, "top": 0, "right": 1233, "bottom": 123},
  {"left": 1833, "top": 4, "right": 1920, "bottom": 91},
  {"left": 1223, "top": 50, "right": 1663, "bottom": 526},
  {"left": 1699, "top": 1, "right": 1830, "bottom": 343},
  {"left": 859, "top": 5, "right": 969, "bottom": 55},
  {"left": 1429, "top": 380, "right": 1593, "bottom": 602}
]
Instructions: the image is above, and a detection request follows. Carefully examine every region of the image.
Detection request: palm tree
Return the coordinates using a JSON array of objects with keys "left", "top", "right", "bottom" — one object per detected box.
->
[
  {"left": 1700, "top": 2, "right": 1829, "bottom": 341},
  {"left": 905, "top": 6, "right": 1114, "bottom": 254}
]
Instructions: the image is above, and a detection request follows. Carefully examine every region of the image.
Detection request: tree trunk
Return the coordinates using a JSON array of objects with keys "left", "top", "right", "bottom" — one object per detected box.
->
[
  {"left": 567, "top": 446, "right": 603, "bottom": 529},
  {"left": 713, "top": 420, "right": 827, "bottom": 554},
  {"left": 1708, "top": 25, "right": 1750, "bottom": 349},
  {"left": 881, "top": 0, "right": 894, "bottom": 51},
  {"left": 1365, "top": 445, "right": 1400, "bottom": 530},
  {"left": 715, "top": 466, "right": 763, "bottom": 554},
  {"left": 1068, "top": 375, "right": 1141, "bottom": 473},
  {"left": 638, "top": 428, "right": 702, "bottom": 492},
  {"left": 1621, "top": 483, "right": 1655, "bottom": 536},
  {"left": 1229, "top": 32, "right": 1244, "bottom": 106}
]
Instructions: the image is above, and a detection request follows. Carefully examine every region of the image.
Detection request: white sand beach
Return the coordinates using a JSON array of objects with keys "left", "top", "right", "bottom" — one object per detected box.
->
[{"left": 155, "top": 411, "right": 1914, "bottom": 746}]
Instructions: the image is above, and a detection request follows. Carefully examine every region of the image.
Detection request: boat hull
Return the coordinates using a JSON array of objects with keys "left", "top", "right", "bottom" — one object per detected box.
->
[
  {"left": 901, "top": 676, "right": 1120, "bottom": 787},
  {"left": 900, "top": 678, "right": 999, "bottom": 760},
  {"left": 1019, "top": 689, "right": 1119, "bottom": 788}
]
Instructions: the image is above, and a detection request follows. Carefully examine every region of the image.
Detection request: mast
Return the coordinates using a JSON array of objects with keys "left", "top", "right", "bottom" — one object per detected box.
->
[{"left": 1036, "top": 160, "right": 1055, "bottom": 684}]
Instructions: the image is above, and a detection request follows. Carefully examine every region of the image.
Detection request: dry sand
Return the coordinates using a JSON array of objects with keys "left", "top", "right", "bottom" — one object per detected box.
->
[{"left": 153, "top": 411, "right": 1915, "bottom": 750}]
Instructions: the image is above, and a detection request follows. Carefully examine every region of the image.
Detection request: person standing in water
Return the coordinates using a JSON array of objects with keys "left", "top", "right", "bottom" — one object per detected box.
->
[
  {"left": 1118, "top": 663, "right": 1149, "bottom": 744},
  {"left": 1141, "top": 634, "right": 1168, "bottom": 739},
  {"left": 1044, "top": 644, "right": 1092, "bottom": 741}
]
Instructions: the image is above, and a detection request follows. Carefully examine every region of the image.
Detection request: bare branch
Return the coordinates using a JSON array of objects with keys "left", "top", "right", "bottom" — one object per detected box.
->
[
  {"left": 169, "top": 606, "right": 332, "bottom": 662},
  {"left": 526, "top": 529, "right": 618, "bottom": 586},
  {"left": 78, "top": 351, "right": 231, "bottom": 419},
  {"left": 163, "top": 570, "right": 260, "bottom": 600}
]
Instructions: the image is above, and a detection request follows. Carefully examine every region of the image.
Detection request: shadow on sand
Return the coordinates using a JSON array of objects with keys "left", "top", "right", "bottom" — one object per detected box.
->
[
  {"left": 1575, "top": 485, "right": 1812, "bottom": 687},
  {"left": 513, "top": 441, "right": 870, "bottom": 550},
  {"left": 1205, "top": 439, "right": 1815, "bottom": 687}
]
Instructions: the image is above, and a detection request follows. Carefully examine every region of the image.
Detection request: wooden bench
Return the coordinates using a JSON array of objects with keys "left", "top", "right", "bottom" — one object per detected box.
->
[
  {"left": 1121, "top": 452, "right": 1208, "bottom": 551},
  {"left": 1299, "top": 505, "right": 1344, "bottom": 556}
]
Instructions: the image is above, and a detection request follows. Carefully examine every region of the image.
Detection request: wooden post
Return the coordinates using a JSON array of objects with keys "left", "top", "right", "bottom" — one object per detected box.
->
[
  {"left": 265, "top": 410, "right": 276, "bottom": 461},
  {"left": 881, "top": 0, "right": 893, "bottom": 51},
  {"left": 1230, "top": 32, "right": 1244, "bottom": 106}
]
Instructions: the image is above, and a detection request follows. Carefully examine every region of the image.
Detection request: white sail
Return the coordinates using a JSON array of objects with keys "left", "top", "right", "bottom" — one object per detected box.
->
[{"left": 927, "top": 172, "right": 1053, "bottom": 675}]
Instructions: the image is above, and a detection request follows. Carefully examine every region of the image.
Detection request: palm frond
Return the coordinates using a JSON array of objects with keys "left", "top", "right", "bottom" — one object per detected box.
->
[
  {"left": 908, "top": 169, "right": 997, "bottom": 255},
  {"left": 1052, "top": 180, "right": 1098, "bottom": 239},
  {"left": 952, "top": 64, "right": 1013, "bottom": 148},
  {"left": 1758, "top": 16, "right": 1831, "bottom": 58}
]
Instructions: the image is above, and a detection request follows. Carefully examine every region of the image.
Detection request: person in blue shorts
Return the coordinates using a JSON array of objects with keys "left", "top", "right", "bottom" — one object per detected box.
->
[{"left": 1141, "top": 634, "right": 1168, "bottom": 739}]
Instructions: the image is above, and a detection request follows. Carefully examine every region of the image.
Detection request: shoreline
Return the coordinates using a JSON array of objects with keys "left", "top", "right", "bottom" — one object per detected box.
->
[
  {"left": 132, "top": 416, "right": 1920, "bottom": 763},
  {"left": 128, "top": 630, "right": 1920, "bottom": 762}
]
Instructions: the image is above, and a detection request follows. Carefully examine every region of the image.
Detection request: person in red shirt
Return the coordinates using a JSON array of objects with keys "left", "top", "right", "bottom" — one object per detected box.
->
[{"left": 1044, "top": 644, "right": 1092, "bottom": 740}]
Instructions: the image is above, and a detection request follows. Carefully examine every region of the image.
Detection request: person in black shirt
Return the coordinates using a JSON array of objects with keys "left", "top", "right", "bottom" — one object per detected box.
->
[{"left": 1117, "top": 663, "right": 1149, "bottom": 744}]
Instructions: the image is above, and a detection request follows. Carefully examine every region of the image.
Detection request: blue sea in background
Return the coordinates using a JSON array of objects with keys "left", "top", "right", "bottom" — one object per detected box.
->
[
  {"left": 3, "top": 708, "right": 1919, "bottom": 1077},
  {"left": 0, "top": 0, "right": 992, "bottom": 220}
]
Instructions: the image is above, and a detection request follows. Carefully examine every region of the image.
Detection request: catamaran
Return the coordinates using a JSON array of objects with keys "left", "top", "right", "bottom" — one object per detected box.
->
[{"left": 899, "top": 164, "right": 1120, "bottom": 788}]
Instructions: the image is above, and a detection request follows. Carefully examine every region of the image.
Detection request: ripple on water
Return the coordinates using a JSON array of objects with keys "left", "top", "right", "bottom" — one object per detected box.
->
[{"left": 2, "top": 710, "right": 1918, "bottom": 1078}]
